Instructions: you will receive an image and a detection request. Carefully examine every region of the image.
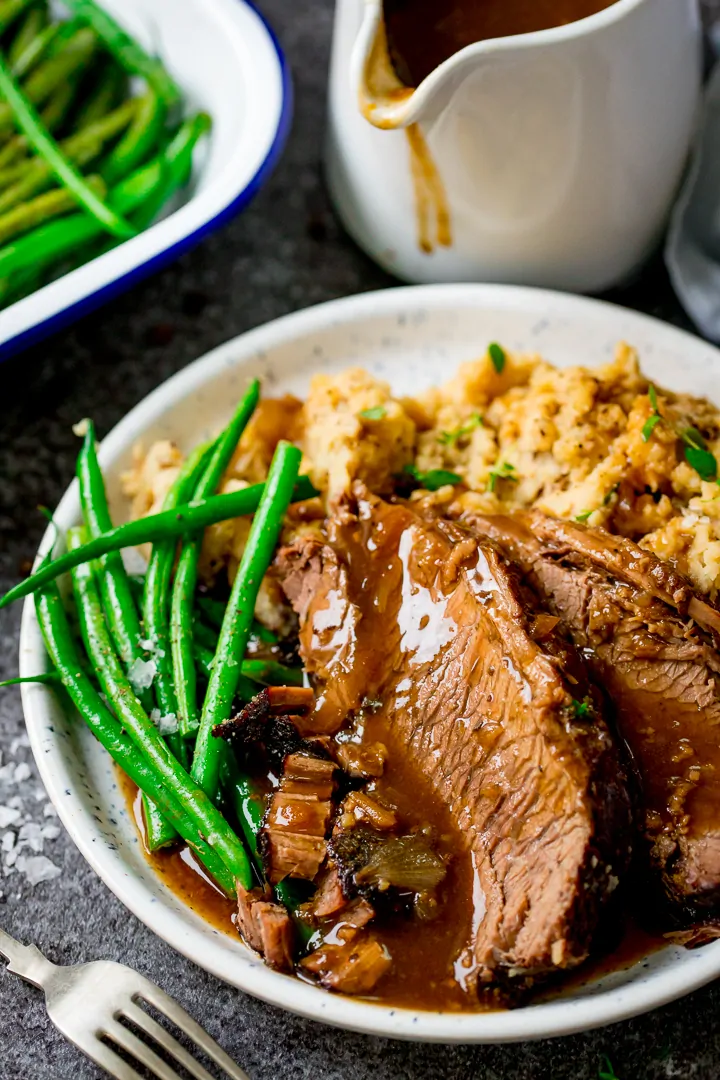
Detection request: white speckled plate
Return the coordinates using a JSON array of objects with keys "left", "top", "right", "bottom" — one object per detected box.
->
[{"left": 19, "top": 284, "right": 720, "bottom": 1042}]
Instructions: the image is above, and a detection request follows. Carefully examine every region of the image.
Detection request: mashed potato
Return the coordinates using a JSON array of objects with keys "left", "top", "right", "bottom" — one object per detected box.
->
[{"left": 123, "top": 343, "right": 720, "bottom": 600}]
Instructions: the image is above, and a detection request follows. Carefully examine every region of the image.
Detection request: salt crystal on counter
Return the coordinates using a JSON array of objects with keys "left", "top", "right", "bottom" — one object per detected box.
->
[
  {"left": 1, "top": 832, "right": 15, "bottom": 852},
  {"left": 0, "top": 806, "right": 21, "bottom": 829},
  {"left": 9, "top": 734, "right": 29, "bottom": 755},
  {"left": 13, "top": 763, "right": 31, "bottom": 784},
  {"left": 43, "top": 803, "right": 57, "bottom": 818},
  {"left": 15, "top": 855, "right": 61, "bottom": 886},
  {"left": 18, "top": 822, "right": 44, "bottom": 853}
]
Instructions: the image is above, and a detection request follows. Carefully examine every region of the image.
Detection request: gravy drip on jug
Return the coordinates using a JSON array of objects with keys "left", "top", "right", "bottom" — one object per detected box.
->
[
  {"left": 361, "top": 18, "right": 452, "bottom": 254},
  {"left": 384, "top": 0, "right": 619, "bottom": 86}
]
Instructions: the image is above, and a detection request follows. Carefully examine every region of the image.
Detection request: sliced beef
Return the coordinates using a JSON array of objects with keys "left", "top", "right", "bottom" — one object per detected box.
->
[
  {"left": 462, "top": 508, "right": 720, "bottom": 913},
  {"left": 278, "top": 485, "right": 633, "bottom": 989}
]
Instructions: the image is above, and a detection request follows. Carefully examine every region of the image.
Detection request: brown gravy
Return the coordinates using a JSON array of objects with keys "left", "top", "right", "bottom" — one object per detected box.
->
[
  {"left": 118, "top": 757, "right": 666, "bottom": 1013},
  {"left": 384, "top": 0, "right": 619, "bottom": 86}
]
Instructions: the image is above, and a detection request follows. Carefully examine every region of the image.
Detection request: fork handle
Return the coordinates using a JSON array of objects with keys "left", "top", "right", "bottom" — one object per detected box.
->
[{"left": 0, "top": 927, "right": 58, "bottom": 989}]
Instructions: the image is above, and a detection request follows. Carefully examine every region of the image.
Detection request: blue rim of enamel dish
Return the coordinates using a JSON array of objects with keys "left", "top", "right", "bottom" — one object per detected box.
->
[{"left": 0, "top": 1, "right": 293, "bottom": 363}]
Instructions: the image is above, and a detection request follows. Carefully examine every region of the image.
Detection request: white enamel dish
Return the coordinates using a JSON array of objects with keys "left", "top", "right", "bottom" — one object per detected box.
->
[
  {"left": 19, "top": 284, "right": 720, "bottom": 1042},
  {"left": 0, "top": 0, "right": 290, "bottom": 361}
]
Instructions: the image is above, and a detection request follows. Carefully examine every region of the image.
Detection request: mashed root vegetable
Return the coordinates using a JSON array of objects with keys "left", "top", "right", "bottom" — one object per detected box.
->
[{"left": 123, "top": 343, "right": 720, "bottom": 600}]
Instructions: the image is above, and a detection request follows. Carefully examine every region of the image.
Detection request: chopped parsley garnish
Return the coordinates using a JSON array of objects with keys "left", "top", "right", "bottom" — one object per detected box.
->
[
  {"left": 685, "top": 445, "right": 718, "bottom": 482},
  {"left": 641, "top": 413, "right": 662, "bottom": 442},
  {"left": 679, "top": 427, "right": 718, "bottom": 481},
  {"left": 488, "top": 342, "right": 506, "bottom": 374},
  {"left": 487, "top": 461, "right": 517, "bottom": 493},
  {"left": 403, "top": 463, "right": 462, "bottom": 491},
  {"left": 572, "top": 697, "right": 593, "bottom": 720},
  {"left": 599, "top": 1055, "right": 620, "bottom": 1080},
  {"left": 641, "top": 387, "right": 719, "bottom": 485},
  {"left": 642, "top": 385, "right": 663, "bottom": 442},
  {"left": 359, "top": 405, "right": 386, "bottom": 421},
  {"left": 437, "top": 413, "right": 484, "bottom": 446},
  {"left": 576, "top": 484, "right": 620, "bottom": 523}
]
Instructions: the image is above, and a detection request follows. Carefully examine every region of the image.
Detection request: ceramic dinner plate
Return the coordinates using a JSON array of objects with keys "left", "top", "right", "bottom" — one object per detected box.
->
[{"left": 18, "top": 284, "right": 720, "bottom": 1042}]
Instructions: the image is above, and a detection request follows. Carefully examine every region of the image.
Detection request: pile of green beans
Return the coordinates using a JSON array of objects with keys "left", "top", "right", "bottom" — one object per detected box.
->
[
  {"left": 0, "top": 0, "right": 208, "bottom": 307},
  {"left": 2, "top": 390, "right": 315, "bottom": 932}
]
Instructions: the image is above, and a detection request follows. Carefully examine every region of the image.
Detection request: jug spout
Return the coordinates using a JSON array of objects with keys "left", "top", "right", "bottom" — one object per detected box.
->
[{"left": 353, "top": 1, "right": 459, "bottom": 129}]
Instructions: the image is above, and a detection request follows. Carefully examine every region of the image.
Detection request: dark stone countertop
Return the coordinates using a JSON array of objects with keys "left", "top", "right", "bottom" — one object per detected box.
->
[{"left": 2, "top": 1, "right": 720, "bottom": 1077}]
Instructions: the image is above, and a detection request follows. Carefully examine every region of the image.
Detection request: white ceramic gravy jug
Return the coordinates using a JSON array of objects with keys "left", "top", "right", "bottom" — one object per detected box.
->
[{"left": 325, "top": 0, "right": 702, "bottom": 291}]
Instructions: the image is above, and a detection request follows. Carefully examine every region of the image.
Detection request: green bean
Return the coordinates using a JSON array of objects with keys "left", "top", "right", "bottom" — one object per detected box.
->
[
  {"left": 102, "top": 89, "right": 164, "bottom": 185},
  {"left": 7, "top": 5, "right": 47, "bottom": 69},
  {"left": 74, "top": 60, "right": 125, "bottom": 128},
  {"left": 0, "top": 111, "right": 208, "bottom": 282},
  {"left": 193, "top": 640, "right": 302, "bottom": 690},
  {"left": 130, "top": 113, "right": 210, "bottom": 231},
  {"left": 191, "top": 442, "right": 302, "bottom": 802},
  {"left": 195, "top": 643, "right": 258, "bottom": 703},
  {"left": 193, "top": 618, "right": 218, "bottom": 652},
  {"left": 0, "top": 52, "right": 135, "bottom": 239},
  {"left": 0, "top": 0, "right": 35, "bottom": 35},
  {"left": 0, "top": 133, "right": 28, "bottom": 169},
  {"left": 0, "top": 474, "right": 317, "bottom": 609},
  {"left": 0, "top": 671, "right": 60, "bottom": 688},
  {"left": 172, "top": 381, "right": 260, "bottom": 739},
  {"left": 63, "top": 0, "right": 182, "bottom": 112},
  {"left": 0, "top": 173, "right": 105, "bottom": 245},
  {"left": 197, "top": 595, "right": 279, "bottom": 646},
  {"left": 11, "top": 20, "right": 60, "bottom": 78},
  {"left": 77, "top": 421, "right": 149, "bottom": 694},
  {"left": 44, "top": 15, "right": 85, "bottom": 58},
  {"left": 39, "top": 76, "right": 80, "bottom": 133},
  {"left": 35, "top": 576, "right": 240, "bottom": 895}
]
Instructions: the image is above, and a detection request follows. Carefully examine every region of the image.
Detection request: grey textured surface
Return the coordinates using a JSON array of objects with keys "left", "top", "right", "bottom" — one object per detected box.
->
[{"left": 2, "top": 1, "right": 720, "bottom": 1077}]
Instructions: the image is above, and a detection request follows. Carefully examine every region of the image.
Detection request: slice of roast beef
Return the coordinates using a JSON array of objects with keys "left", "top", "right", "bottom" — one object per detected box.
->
[
  {"left": 460, "top": 508, "right": 720, "bottom": 914},
  {"left": 277, "top": 485, "right": 633, "bottom": 990}
]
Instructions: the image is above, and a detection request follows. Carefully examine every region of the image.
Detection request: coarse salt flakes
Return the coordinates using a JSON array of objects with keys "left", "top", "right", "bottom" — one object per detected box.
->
[
  {"left": 0, "top": 806, "right": 21, "bottom": 829},
  {"left": 158, "top": 713, "right": 178, "bottom": 735},
  {"left": 13, "top": 763, "right": 31, "bottom": 784},
  {"left": 1, "top": 832, "right": 15, "bottom": 852},
  {"left": 128, "top": 657, "right": 157, "bottom": 693},
  {"left": 43, "top": 803, "right": 57, "bottom": 818},
  {"left": 16, "top": 855, "right": 61, "bottom": 886},
  {"left": 18, "top": 822, "right": 44, "bottom": 853},
  {"left": 72, "top": 418, "right": 90, "bottom": 437}
]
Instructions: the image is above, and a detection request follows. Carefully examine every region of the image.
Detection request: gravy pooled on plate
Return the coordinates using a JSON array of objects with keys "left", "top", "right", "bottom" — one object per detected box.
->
[{"left": 384, "top": 0, "right": 619, "bottom": 86}]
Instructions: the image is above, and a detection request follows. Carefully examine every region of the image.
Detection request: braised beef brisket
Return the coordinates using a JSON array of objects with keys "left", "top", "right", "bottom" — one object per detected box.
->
[
  {"left": 278, "top": 486, "right": 633, "bottom": 988},
  {"left": 463, "top": 509, "right": 720, "bottom": 912}
]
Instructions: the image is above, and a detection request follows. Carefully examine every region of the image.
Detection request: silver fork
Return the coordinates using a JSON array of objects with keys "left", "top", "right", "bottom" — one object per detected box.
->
[{"left": 0, "top": 927, "right": 249, "bottom": 1080}]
